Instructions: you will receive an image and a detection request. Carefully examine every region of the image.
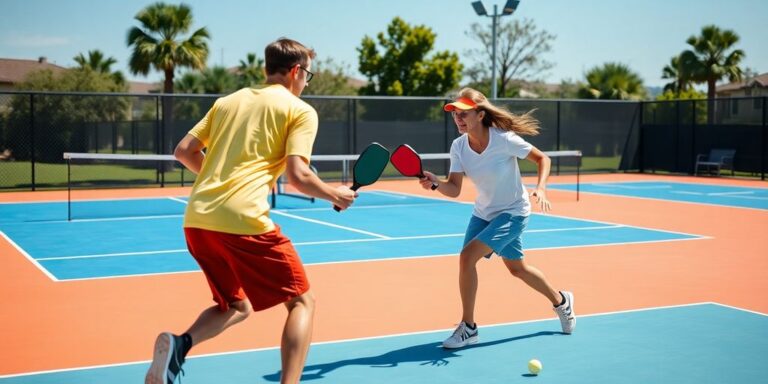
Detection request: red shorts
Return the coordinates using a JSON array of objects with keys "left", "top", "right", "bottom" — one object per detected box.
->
[{"left": 184, "top": 226, "right": 310, "bottom": 312}]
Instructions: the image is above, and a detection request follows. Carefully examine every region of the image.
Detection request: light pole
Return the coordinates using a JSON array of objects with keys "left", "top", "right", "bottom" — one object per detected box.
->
[{"left": 471, "top": 0, "right": 520, "bottom": 99}]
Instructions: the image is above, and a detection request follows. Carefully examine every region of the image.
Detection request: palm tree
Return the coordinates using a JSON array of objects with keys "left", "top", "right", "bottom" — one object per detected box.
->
[
  {"left": 578, "top": 62, "right": 646, "bottom": 100},
  {"left": 74, "top": 49, "right": 125, "bottom": 85},
  {"left": 201, "top": 66, "right": 237, "bottom": 94},
  {"left": 174, "top": 72, "right": 203, "bottom": 94},
  {"left": 680, "top": 25, "right": 744, "bottom": 101},
  {"left": 126, "top": 2, "right": 210, "bottom": 93},
  {"left": 237, "top": 53, "right": 264, "bottom": 88},
  {"left": 661, "top": 55, "right": 693, "bottom": 96}
]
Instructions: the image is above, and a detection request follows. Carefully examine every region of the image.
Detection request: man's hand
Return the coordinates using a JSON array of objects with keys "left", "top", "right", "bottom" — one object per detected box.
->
[{"left": 333, "top": 185, "right": 357, "bottom": 211}]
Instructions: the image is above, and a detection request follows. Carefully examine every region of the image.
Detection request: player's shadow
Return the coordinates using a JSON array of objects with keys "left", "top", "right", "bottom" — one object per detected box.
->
[{"left": 263, "top": 330, "right": 563, "bottom": 381}]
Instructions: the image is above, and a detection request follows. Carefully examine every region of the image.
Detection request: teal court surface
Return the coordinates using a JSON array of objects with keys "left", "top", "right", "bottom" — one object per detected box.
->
[
  {"left": 1, "top": 303, "right": 765, "bottom": 383},
  {"left": 0, "top": 190, "right": 704, "bottom": 281}
]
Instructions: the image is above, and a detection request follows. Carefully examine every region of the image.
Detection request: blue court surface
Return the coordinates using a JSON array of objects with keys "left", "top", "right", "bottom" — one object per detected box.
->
[
  {"left": 0, "top": 191, "right": 703, "bottom": 281},
  {"left": 1, "top": 303, "right": 765, "bottom": 383},
  {"left": 548, "top": 181, "right": 768, "bottom": 210}
]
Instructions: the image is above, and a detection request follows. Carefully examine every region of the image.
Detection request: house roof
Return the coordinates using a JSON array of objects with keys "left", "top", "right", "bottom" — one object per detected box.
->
[
  {"left": 716, "top": 73, "right": 768, "bottom": 92},
  {"left": 128, "top": 81, "right": 160, "bottom": 94},
  {"left": 0, "top": 57, "right": 67, "bottom": 84}
]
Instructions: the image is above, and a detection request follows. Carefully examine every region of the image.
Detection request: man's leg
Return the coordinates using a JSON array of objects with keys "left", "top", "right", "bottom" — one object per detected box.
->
[
  {"left": 186, "top": 299, "right": 252, "bottom": 345},
  {"left": 145, "top": 299, "right": 252, "bottom": 384},
  {"left": 279, "top": 291, "right": 315, "bottom": 384}
]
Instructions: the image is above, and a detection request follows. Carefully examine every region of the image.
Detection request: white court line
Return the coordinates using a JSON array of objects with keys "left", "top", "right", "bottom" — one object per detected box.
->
[
  {"left": 274, "top": 202, "right": 452, "bottom": 213},
  {"left": 590, "top": 183, "right": 673, "bottom": 190},
  {"left": 0, "top": 231, "right": 58, "bottom": 282},
  {"left": 671, "top": 191, "right": 703, "bottom": 195},
  {"left": 555, "top": 188, "right": 768, "bottom": 212},
  {"left": 731, "top": 195, "right": 768, "bottom": 201},
  {"left": 35, "top": 225, "right": 626, "bottom": 262},
  {"left": 48, "top": 214, "right": 184, "bottom": 223},
  {"left": 270, "top": 210, "right": 390, "bottom": 239},
  {"left": 325, "top": 190, "right": 707, "bottom": 239},
  {"left": 3, "top": 301, "right": 762, "bottom": 379}
]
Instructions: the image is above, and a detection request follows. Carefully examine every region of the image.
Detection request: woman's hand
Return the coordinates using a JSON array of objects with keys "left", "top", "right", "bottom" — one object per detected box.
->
[
  {"left": 419, "top": 171, "right": 438, "bottom": 190},
  {"left": 530, "top": 188, "right": 552, "bottom": 213}
]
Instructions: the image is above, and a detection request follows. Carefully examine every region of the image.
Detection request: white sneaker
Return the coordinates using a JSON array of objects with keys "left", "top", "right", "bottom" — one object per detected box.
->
[
  {"left": 442, "top": 321, "right": 479, "bottom": 349},
  {"left": 553, "top": 291, "right": 576, "bottom": 334}
]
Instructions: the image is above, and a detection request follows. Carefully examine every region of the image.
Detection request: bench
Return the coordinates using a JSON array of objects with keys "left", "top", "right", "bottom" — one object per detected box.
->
[{"left": 694, "top": 149, "right": 735, "bottom": 176}]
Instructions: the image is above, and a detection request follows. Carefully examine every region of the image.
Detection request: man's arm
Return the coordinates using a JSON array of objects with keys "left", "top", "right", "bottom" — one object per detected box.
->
[
  {"left": 284, "top": 155, "right": 356, "bottom": 210},
  {"left": 174, "top": 134, "right": 206, "bottom": 175}
]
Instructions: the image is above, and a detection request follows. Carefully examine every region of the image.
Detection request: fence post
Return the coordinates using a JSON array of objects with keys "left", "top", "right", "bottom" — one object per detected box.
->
[
  {"left": 638, "top": 101, "right": 644, "bottom": 173},
  {"left": 762, "top": 96, "right": 766, "bottom": 180},
  {"left": 29, "top": 93, "right": 36, "bottom": 191},
  {"left": 556, "top": 100, "right": 561, "bottom": 175},
  {"left": 675, "top": 100, "right": 680, "bottom": 172}
]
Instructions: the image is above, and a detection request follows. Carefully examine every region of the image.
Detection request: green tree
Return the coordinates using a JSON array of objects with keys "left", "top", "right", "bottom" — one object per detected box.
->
[
  {"left": 578, "top": 62, "right": 647, "bottom": 100},
  {"left": 74, "top": 49, "right": 126, "bottom": 85},
  {"left": 201, "top": 66, "right": 237, "bottom": 94},
  {"left": 661, "top": 55, "right": 693, "bottom": 96},
  {"left": 465, "top": 18, "right": 555, "bottom": 98},
  {"left": 237, "top": 53, "right": 265, "bottom": 88},
  {"left": 357, "top": 17, "right": 462, "bottom": 96},
  {"left": 7, "top": 69, "right": 129, "bottom": 162},
  {"left": 301, "top": 58, "right": 357, "bottom": 96},
  {"left": 680, "top": 25, "right": 745, "bottom": 101},
  {"left": 174, "top": 72, "right": 204, "bottom": 94},
  {"left": 126, "top": 2, "right": 210, "bottom": 93}
]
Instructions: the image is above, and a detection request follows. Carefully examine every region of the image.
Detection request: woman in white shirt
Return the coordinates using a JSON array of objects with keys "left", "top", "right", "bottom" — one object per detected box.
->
[{"left": 419, "top": 88, "right": 575, "bottom": 349}]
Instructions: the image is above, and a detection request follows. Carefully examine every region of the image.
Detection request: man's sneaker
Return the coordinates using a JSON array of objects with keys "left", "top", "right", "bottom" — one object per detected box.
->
[
  {"left": 145, "top": 332, "right": 186, "bottom": 384},
  {"left": 553, "top": 291, "right": 576, "bottom": 334},
  {"left": 442, "top": 321, "right": 479, "bottom": 349}
]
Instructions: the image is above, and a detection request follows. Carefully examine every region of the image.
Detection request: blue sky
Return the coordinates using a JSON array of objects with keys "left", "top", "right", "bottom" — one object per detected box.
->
[{"left": 1, "top": 0, "right": 766, "bottom": 87}]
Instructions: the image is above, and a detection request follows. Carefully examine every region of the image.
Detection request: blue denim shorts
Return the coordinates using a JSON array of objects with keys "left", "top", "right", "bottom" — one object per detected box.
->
[{"left": 463, "top": 214, "right": 529, "bottom": 260}]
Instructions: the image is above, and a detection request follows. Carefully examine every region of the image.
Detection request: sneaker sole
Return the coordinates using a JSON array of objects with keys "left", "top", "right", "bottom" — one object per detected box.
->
[
  {"left": 145, "top": 333, "right": 173, "bottom": 384},
  {"left": 442, "top": 335, "right": 479, "bottom": 349}
]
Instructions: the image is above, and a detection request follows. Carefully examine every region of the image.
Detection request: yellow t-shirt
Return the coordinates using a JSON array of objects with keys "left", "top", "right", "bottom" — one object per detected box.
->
[{"left": 183, "top": 84, "right": 318, "bottom": 235}]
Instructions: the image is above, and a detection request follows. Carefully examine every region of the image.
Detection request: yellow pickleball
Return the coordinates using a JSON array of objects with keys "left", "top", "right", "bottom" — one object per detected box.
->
[{"left": 528, "top": 359, "right": 542, "bottom": 375}]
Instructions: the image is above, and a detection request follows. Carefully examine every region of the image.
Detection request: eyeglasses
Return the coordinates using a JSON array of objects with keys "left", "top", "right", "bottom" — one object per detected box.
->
[
  {"left": 298, "top": 66, "right": 314, "bottom": 83},
  {"left": 451, "top": 110, "right": 474, "bottom": 119}
]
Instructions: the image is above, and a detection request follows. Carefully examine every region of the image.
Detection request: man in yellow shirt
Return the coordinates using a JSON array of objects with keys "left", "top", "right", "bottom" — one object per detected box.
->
[{"left": 145, "top": 38, "right": 357, "bottom": 384}]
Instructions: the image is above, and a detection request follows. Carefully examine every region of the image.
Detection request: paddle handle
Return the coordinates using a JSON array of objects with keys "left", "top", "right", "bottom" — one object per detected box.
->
[
  {"left": 417, "top": 172, "right": 438, "bottom": 190},
  {"left": 334, "top": 183, "right": 360, "bottom": 212}
]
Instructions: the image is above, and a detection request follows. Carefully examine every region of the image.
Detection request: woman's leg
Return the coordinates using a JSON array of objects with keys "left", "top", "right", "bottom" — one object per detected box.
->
[
  {"left": 502, "top": 258, "right": 563, "bottom": 306},
  {"left": 458, "top": 240, "right": 494, "bottom": 325}
]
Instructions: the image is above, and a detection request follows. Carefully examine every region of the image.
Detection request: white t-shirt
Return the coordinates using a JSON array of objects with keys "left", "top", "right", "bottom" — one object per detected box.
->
[{"left": 449, "top": 127, "right": 533, "bottom": 220}]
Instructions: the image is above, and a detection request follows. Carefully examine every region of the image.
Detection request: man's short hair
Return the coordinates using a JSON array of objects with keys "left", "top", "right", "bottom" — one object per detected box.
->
[{"left": 264, "top": 38, "right": 317, "bottom": 76}]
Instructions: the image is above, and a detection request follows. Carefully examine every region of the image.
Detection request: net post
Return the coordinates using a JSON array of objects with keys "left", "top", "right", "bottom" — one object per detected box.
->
[
  {"left": 577, "top": 152, "right": 580, "bottom": 202},
  {"left": 67, "top": 156, "right": 72, "bottom": 221}
]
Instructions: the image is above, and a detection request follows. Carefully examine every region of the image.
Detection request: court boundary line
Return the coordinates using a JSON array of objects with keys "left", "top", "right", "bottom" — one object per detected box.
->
[
  {"left": 36, "top": 224, "right": 627, "bottom": 261},
  {"left": 0, "top": 195, "right": 189, "bottom": 205},
  {"left": 2, "top": 301, "right": 763, "bottom": 379},
  {"left": 0, "top": 230, "right": 58, "bottom": 282},
  {"left": 370, "top": 190, "right": 707, "bottom": 239},
  {"left": 42, "top": 235, "right": 708, "bottom": 282},
  {"left": 548, "top": 181, "right": 768, "bottom": 212},
  {"left": 2, "top": 190, "right": 708, "bottom": 282}
]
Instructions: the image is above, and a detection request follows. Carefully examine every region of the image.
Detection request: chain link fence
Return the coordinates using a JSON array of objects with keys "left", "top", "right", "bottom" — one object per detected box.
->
[{"left": 1, "top": 91, "right": 764, "bottom": 190}]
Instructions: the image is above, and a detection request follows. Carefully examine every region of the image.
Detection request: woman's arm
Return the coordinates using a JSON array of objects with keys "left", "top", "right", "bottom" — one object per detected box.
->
[
  {"left": 422, "top": 171, "right": 463, "bottom": 198},
  {"left": 525, "top": 147, "right": 552, "bottom": 212}
]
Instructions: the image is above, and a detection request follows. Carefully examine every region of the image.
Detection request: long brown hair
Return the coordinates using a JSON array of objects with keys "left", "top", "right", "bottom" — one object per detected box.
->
[{"left": 457, "top": 87, "right": 540, "bottom": 136}]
